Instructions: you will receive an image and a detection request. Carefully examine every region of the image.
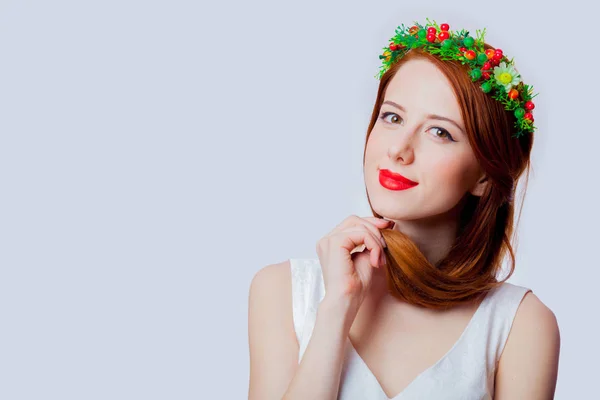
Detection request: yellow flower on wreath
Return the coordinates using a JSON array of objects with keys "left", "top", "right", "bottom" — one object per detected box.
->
[{"left": 493, "top": 62, "right": 521, "bottom": 93}]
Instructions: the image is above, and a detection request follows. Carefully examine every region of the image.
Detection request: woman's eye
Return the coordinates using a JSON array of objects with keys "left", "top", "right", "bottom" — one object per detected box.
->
[
  {"left": 379, "top": 111, "right": 403, "bottom": 125},
  {"left": 428, "top": 127, "right": 456, "bottom": 142},
  {"left": 378, "top": 112, "right": 456, "bottom": 143}
]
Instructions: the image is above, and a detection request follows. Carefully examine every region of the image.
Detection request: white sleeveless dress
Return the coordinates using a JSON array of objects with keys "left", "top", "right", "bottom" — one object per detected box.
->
[{"left": 290, "top": 258, "right": 532, "bottom": 400}]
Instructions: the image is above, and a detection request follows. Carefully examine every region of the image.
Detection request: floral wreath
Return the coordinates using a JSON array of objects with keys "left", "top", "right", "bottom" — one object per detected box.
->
[{"left": 376, "top": 19, "right": 537, "bottom": 138}]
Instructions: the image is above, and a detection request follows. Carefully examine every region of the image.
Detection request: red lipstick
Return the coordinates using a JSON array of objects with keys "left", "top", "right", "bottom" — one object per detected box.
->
[{"left": 379, "top": 169, "right": 418, "bottom": 191}]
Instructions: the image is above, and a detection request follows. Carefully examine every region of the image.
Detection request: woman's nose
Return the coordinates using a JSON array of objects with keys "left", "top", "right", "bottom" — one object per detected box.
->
[{"left": 388, "top": 132, "right": 416, "bottom": 164}]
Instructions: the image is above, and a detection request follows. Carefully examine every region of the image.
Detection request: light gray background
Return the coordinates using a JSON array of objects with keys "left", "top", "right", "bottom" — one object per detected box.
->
[{"left": 0, "top": 0, "right": 596, "bottom": 399}]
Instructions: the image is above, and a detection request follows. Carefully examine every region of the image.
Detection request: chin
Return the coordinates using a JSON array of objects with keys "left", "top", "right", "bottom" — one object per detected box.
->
[
  {"left": 372, "top": 196, "right": 457, "bottom": 223},
  {"left": 371, "top": 201, "right": 421, "bottom": 221}
]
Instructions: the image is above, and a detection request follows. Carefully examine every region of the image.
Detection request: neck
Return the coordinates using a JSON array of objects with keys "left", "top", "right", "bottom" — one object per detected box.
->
[{"left": 391, "top": 213, "right": 459, "bottom": 266}]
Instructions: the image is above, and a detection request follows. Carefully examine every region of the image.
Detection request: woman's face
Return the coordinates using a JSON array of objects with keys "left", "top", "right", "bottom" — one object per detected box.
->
[{"left": 364, "top": 57, "right": 487, "bottom": 222}]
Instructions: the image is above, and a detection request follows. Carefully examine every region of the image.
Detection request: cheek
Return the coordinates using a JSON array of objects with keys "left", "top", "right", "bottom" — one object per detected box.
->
[
  {"left": 364, "top": 133, "right": 385, "bottom": 165},
  {"left": 428, "top": 154, "right": 476, "bottom": 193}
]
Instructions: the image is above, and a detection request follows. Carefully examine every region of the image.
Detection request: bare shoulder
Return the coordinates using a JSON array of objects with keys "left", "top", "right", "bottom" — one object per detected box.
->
[
  {"left": 249, "top": 260, "right": 294, "bottom": 323},
  {"left": 248, "top": 260, "right": 295, "bottom": 344},
  {"left": 250, "top": 260, "right": 292, "bottom": 295},
  {"left": 248, "top": 260, "right": 299, "bottom": 400},
  {"left": 495, "top": 290, "right": 561, "bottom": 399}
]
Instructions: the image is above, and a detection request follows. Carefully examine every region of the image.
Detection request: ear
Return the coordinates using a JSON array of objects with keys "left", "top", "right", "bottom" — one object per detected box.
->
[{"left": 469, "top": 173, "right": 489, "bottom": 197}]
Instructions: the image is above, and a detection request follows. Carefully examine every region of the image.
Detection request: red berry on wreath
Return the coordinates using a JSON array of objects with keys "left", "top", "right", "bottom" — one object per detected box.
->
[
  {"left": 524, "top": 112, "right": 534, "bottom": 121},
  {"left": 390, "top": 43, "right": 398, "bottom": 51},
  {"left": 495, "top": 49, "right": 503, "bottom": 57},
  {"left": 427, "top": 27, "right": 437, "bottom": 34},
  {"left": 485, "top": 49, "right": 495, "bottom": 59},
  {"left": 482, "top": 72, "right": 491, "bottom": 80},
  {"left": 438, "top": 31, "right": 450, "bottom": 41},
  {"left": 508, "top": 89, "right": 519, "bottom": 100},
  {"left": 440, "top": 23, "right": 450, "bottom": 31},
  {"left": 465, "top": 50, "right": 476, "bottom": 60},
  {"left": 459, "top": 47, "right": 467, "bottom": 52},
  {"left": 525, "top": 101, "right": 535, "bottom": 110},
  {"left": 427, "top": 33, "right": 436, "bottom": 42},
  {"left": 482, "top": 62, "right": 491, "bottom": 70}
]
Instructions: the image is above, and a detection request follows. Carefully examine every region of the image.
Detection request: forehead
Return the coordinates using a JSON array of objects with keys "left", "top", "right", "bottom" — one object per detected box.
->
[{"left": 384, "top": 58, "right": 462, "bottom": 119}]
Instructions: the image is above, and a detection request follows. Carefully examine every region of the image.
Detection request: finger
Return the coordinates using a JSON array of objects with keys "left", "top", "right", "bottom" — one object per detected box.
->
[
  {"left": 330, "top": 216, "right": 389, "bottom": 248},
  {"left": 334, "top": 227, "right": 384, "bottom": 268},
  {"left": 358, "top": 216, "right": 394, "bottom": 232},
  {"left": 350, "top": 218, "right": 388, "bottom": 248},
  {"left": 332, "top": 215, "right": 387, "bottom": 246},
  {"left": 343, "top": 226, "right": 385, "bottom": 267},
  {"left": 328, "top": 215, "right": 387, "bottom": 236},
  {"left": 362, "top": 217, "right": 395, "bottom": 239},
  {"left": 326, "top": 215, "right": 359, "bottom": 237},
  {"left": 363, "top": 216, "right": 394, "bottom": 226}
]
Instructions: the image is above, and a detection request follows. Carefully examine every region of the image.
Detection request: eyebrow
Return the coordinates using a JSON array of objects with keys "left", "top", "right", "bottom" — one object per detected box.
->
[{"left": 382, "top": 100, "right": 465, "bottom": 134}]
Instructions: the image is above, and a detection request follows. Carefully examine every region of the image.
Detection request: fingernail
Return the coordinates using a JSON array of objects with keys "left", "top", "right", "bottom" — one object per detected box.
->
[{"left": 380, "top": 237, "right": 387, "bottom": 248}]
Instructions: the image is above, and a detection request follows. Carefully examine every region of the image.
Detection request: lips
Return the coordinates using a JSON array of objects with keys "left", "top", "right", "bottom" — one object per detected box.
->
[{"left": 379, "top": 169, "right": 418, "bottom": 186}]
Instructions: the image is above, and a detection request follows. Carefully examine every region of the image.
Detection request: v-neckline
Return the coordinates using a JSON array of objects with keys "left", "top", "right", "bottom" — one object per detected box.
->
[{"left": 346, "top": 288, "right": 495, "bottom": 400}]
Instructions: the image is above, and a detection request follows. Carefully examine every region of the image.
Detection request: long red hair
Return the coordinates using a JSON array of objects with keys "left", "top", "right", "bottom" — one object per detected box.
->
[{"left": 366, "top": 47, "right": 534, "bottom": 309}]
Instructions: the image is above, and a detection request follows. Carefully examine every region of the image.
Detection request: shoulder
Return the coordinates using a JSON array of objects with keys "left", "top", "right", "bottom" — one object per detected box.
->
[
  {"left": 502, "top": 290, "right": 560, "bottom": 355},
  {"left": 250, "top": 258, "right": 320, "bottom": 286},
  {"left": 250, "top": 259, "right": 292, "bottom": 284},
  {"left": 249, "top": 260, "right": 292, "bottom": 305},
  {"left": 495, "top": 290, "right": 561, "bottom": 398},
  {"left": 249, "top": 257, "right": 323, "bottom": 314},
  {"left": 247, "top": 259, "right": 297, "bottom": 360},
  {"left": 248, "top": 260, "right": 300, "bottom": 399}
]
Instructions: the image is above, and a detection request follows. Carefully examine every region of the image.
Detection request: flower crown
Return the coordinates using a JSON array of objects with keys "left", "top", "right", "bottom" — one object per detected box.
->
[{"left": 376, "top": 19, "right": 537, "bottom": 138}]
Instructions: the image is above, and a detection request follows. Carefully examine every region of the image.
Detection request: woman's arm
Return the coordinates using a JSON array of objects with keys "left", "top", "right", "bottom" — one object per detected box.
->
[
  {"left": 494, "top": 292, "right": 561, "bottom": 399},
  {"left": 281, "top": 295, "right": 354, "bottom": 400},
  {"left": 248, "top": 261, "right": 355, "bottom": 400},
  {"left": 248, "top": 262, "right": 299, "bottom": 400}
]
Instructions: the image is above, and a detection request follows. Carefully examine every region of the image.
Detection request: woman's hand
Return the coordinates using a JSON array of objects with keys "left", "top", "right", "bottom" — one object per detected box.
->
[{"left": 316, "top": 215, "right": 392, "bottom": 311}]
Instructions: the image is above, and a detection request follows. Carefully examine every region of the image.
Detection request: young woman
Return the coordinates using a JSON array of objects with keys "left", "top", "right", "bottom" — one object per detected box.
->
[{"left": 248, "top": 20, "right": 560, "bottom": 399}]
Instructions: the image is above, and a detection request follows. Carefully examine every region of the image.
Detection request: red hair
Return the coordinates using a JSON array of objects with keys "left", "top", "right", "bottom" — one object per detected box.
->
[{"left": 365, "top": 47, "right": 535, "bottom": 309}]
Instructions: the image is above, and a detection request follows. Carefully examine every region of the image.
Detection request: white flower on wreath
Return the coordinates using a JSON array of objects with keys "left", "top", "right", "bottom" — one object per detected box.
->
[{"left": 493, "top": 62, "right": 521, "bottom": 92}]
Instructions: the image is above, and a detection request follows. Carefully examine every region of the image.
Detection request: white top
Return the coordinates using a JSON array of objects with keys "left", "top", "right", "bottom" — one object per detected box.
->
[{"left": 290, "top": 258, "right": 532, "bottom": 400}]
